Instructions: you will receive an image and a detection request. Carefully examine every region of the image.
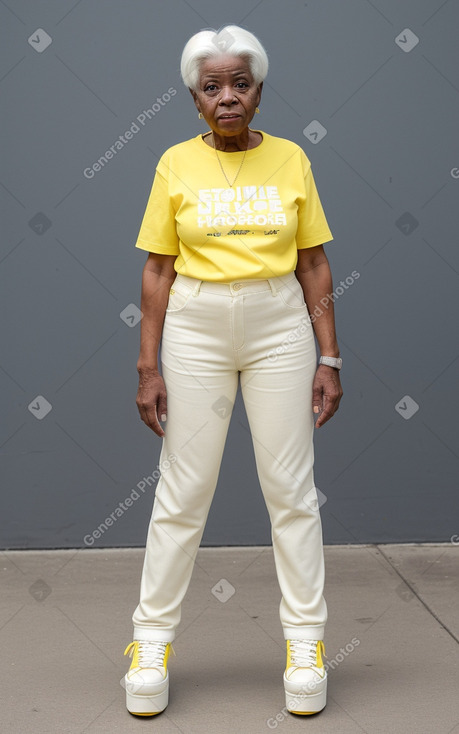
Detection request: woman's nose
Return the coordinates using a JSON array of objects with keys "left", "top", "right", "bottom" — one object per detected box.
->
[{"left": 219, "top": 86, "right": 237, "bottom": 104}]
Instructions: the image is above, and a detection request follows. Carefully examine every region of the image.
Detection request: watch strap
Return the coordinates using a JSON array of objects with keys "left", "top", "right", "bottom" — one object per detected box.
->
[{"left": 319, "top": 356, "right": 342, "bottom": 370}]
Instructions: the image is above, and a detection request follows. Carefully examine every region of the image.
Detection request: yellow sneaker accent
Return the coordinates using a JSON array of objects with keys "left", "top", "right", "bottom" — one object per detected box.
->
[{"left": 316, "top": 639, "right": 325, "bottom": 668}]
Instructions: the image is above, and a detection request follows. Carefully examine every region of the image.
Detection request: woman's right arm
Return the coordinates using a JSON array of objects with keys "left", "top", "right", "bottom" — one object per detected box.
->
[{"left": 136, "top": 252, "right": 177, "bottom": 436}]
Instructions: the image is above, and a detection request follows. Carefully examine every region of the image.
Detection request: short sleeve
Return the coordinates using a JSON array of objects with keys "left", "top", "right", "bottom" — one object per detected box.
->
[
  {"left": 135, "top": 157, "right": 180, "bottom": 256},
  {"left": 295, "top": 152, "right": 333, "bottom": 249}
]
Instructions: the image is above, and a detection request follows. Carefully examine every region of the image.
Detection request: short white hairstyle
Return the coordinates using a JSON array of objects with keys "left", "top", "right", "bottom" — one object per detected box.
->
[{"left": 180, "top": 25, "right": 269, "bottom": 91}]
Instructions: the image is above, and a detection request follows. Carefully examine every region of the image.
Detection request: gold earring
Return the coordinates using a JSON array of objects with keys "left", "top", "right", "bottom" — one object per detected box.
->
[
  {"left": 198, "top": 112, "right": 204, "bottom": 119},
  {"left": 255, "top": 107, "right": 260, "bottom": 114}
]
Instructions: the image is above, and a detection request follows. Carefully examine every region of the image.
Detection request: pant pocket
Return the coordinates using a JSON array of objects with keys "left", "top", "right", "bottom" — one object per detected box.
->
[
  {"left": 277, "top": 278, "right": 307, "bottom": 309},
  {"left": 165, "top": 283, "right": 194, "bottom": 313}
]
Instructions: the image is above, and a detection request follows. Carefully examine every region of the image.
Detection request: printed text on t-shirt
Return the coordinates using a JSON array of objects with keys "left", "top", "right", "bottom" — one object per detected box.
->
[{"left": 197, "top": 186, "right": 286, "bottom": 228}]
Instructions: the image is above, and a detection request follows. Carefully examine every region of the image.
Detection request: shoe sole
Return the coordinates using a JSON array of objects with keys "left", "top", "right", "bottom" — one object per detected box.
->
[
  {"left": 125, "top": 675, "right": 169, "bottom": 716},
  {"left": 283, "top": 675, "right": 327, "bottom": 715}
]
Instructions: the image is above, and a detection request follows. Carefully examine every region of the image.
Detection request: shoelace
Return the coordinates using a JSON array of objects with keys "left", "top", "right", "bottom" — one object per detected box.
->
[
  {"left": 289, "top": 639, "right": 322, "bottom": 668},
  {"left": 137, "top": 640, "right": 168, "bottom": 668}
]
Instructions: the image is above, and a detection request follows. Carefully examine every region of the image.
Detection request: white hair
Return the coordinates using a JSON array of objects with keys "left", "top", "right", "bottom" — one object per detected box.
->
[{"left": 180, "top": 25, "right": 269, "bottom": 91}]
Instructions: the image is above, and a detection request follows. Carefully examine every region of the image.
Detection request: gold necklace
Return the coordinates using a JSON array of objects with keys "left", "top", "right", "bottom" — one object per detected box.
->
[{"left": 212, "top": 132, "right": 249, "bottom": 188}]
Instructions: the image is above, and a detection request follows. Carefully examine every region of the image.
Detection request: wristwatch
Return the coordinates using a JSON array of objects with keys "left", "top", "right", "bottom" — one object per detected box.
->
[{"left": 319, "top": 356, "right": 342, "bottom": 370}]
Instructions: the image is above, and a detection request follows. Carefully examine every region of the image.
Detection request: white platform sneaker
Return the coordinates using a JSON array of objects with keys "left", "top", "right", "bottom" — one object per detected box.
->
[
  {"left": 283, "top": 639, "right": 327, "bottom": 715},
  {"left": 123, "top": 639, "right": 175, "bottom": 716}
]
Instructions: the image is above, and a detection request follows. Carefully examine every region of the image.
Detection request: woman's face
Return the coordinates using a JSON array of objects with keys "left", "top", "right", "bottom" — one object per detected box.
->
[{"left": 191, "top": 54, "right": 262, "bottom": 137}]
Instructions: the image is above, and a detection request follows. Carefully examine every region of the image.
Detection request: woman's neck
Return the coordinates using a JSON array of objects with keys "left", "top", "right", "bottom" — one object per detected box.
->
[{"left": 203, "top": 128, "right": 262, "bottom": 151}]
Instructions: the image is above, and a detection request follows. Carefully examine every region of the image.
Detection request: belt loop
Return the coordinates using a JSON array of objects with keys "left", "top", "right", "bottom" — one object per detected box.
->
[
  {"left": 192, "top": 279, "right": 202, "bottom": 297},
  {"left": 268, "top": 277, "right": 278, "bottom": 296}
]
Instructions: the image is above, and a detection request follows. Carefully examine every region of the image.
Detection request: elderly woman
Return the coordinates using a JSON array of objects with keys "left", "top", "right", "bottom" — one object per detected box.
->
[{"left": 123, "top": 25, "right": 342, "bottom": 718}]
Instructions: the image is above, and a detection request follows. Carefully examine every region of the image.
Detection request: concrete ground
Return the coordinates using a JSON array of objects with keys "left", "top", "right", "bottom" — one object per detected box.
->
[{"left": 1, "top": 544, "right": 458, "bottom": 734}]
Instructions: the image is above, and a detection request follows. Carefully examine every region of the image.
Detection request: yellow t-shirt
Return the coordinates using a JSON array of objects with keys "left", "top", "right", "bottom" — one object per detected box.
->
[{"left": 135, "top": 130, "right": 333, "bottom": 282}]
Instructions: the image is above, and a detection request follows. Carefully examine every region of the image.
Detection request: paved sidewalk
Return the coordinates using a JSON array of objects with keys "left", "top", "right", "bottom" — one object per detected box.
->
[{"left": 1, "top": 544, "right": 458, "bottom": 733}]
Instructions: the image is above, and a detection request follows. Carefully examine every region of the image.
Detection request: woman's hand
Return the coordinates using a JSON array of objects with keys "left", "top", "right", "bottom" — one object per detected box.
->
[
  {"left": 312, "top": 364, "right": 343, "bottom": 428},
  {"left": 136, "top": 368, "right": 168, "bottom": 437}
]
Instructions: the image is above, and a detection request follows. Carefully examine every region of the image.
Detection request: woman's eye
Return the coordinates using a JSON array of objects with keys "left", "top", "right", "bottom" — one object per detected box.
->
[{"left": 204, "top": 81, "right": 248, "bottom": 92}]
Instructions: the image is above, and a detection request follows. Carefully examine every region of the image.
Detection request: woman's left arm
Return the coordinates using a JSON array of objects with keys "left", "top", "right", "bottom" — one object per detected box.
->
[{"left": 295, "top": 245, "right": 343, "bottom": 428}]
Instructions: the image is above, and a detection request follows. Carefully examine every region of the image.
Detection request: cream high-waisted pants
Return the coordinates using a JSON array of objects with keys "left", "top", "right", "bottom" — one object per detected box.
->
[{"left": 131, "top": 271, "right": 327, "bottom": 642}]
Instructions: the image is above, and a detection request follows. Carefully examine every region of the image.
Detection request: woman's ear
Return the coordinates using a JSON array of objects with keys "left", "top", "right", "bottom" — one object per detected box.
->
[
  {"left": 256, "top": 81, "right": 263, "bottom": 106},
  {"left": 189, "top": 88, "right": 200, "bottom": 112}
]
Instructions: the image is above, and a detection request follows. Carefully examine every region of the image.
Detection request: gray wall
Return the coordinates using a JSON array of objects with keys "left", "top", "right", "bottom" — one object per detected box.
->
[{"left": 1, "top": 0, "right": 458, "bottom": 549}]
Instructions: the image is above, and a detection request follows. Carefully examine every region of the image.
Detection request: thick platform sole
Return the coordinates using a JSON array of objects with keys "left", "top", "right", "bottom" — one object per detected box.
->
[
  {"left": 125, "top": 676, "right": 169, "bottom": 716},
  {"left": 284, "top": 675, "right": 327, "bottom": 715}
]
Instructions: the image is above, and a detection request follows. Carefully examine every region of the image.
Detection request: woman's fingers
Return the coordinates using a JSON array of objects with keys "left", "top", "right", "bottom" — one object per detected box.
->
[
  {"left": 136, "top": 374, "right": 167, "bottom": 437},
  {"left": 315, "top": 394, "right": 338, "bottom": 428},
  {"left": 312, "top": 366, "right": 343, "bottom": 428},
  {"left": 157, "top": 392, "right": 168, "bottom": 426}
]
